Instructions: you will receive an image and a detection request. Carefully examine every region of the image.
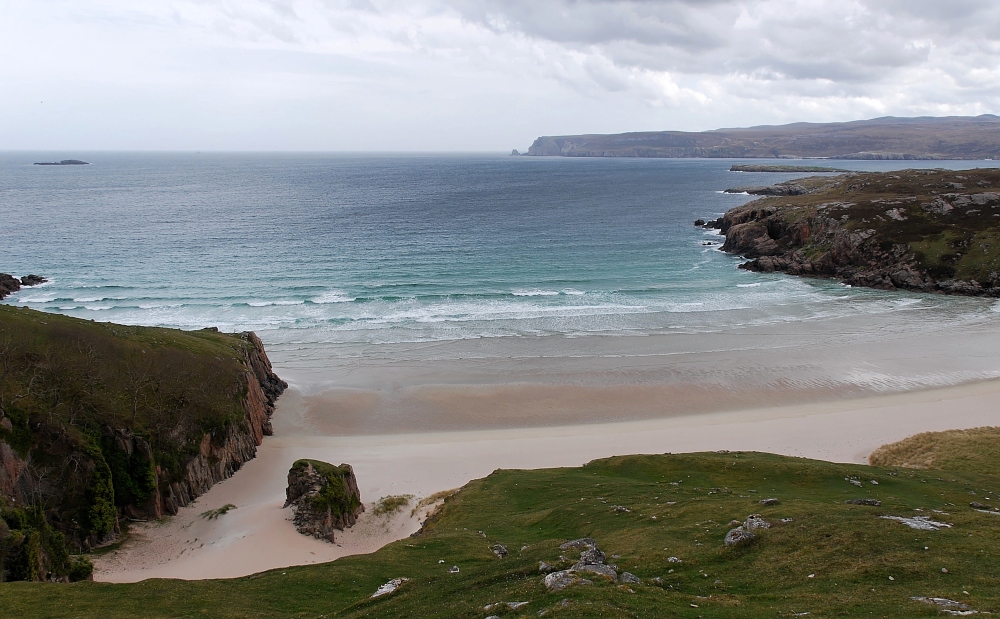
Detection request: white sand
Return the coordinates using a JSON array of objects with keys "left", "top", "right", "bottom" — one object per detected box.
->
[{"left": 94, "top": 380, "right": 1000, "bottom": 582}]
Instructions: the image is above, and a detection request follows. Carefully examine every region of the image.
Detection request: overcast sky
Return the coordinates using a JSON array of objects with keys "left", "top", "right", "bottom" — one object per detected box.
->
[{"left": 3, "top": 0, "right": 999, "bottom": 150}]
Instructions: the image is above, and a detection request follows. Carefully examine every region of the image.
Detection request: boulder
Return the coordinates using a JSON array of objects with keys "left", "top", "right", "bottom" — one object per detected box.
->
[
  {"left": 20, "top": 274, "right": 47, "bottom": 286},
  {"left": 490, "top": 543, "right": 509, "bottom": 559},
  {"left": 620, "top": 572, "right": 641, "bottom": 585},
  {"left": 543, "top": 570, "right": 592, "bottom": 592},
  {"left": 724, "top": 527, "right": 756, "bottom": 547},
  {"left": 284, "top": 460, "right": 364, "bottom": 543}
]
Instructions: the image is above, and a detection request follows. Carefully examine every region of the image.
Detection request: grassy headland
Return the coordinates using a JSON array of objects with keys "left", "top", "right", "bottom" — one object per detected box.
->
[
  {"left": 712, "top": 167, "right": 1000, "bottom": 295},
  {"left": 0, "top": 305, "right": 284, "bottom": 581}
]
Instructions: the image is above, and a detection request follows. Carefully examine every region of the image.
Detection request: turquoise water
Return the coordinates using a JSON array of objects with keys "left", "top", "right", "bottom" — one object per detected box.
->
[{"left": 4, "top": 153, "right": 1000, "bottom": 386}]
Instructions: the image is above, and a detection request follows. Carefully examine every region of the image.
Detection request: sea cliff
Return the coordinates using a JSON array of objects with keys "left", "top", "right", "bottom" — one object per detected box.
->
[
  {"left": 526, "top": 115, "right": 1000, "bottom": 160},
  {"left": 706, "top": 168, "right": 1000, "bottom": 295},
  {"left": 0, "top": 306, "right": 286, "bottom": 580}
]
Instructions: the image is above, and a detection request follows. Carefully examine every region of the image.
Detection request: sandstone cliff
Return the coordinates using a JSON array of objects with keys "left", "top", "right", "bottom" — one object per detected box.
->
[{"left": 706, "top": 168, "right": 1000, "bottom": 295}]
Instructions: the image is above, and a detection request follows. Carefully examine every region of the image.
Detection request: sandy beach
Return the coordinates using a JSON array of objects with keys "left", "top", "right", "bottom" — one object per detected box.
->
[{"left": 95, "top": 377, "right": 1000, "bottom": 582}]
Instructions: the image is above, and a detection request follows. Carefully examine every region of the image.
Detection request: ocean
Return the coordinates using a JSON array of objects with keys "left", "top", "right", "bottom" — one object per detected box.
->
[{"left": 5, "top": 152, "right": 1000, "bottom": 417}]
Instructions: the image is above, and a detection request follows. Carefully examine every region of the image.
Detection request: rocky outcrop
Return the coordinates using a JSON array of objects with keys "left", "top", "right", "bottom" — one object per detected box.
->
[
  {"left": 0, "top": 273, "right": 47, "bottom": 300},
  {"left": 284, "top": 460, "right": 363, "bottom": 542},
  {"left": 710, "top": 168, "right": 1000, "bottom": 296}
]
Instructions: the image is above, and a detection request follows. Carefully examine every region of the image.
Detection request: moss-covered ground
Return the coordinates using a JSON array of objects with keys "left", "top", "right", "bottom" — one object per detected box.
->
[{"left": 3, "top": 447, "right": 998, "bottom": 618}]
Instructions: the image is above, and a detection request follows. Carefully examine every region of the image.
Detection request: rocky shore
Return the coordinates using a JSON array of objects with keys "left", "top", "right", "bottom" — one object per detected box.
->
[
  {"left": 702, "top": 168, "right": 1000, "bottom": 296},
  {"left": 0, "top": 273, "right": 47, "bottom": 300}
]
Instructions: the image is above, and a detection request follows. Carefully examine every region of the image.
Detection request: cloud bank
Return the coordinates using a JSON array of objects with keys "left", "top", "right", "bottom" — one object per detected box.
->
[{"left": 2, "top": 0, "right": 998, "bottom": 149}]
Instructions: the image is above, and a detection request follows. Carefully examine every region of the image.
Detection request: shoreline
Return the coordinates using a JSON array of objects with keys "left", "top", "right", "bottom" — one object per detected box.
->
[{"left": 94, "top": 377, "right": 1000, "bottom": 582}]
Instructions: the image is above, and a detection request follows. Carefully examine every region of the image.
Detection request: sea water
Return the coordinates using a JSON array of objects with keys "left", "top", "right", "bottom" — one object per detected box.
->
[{"left": 4, "top": 153, "right": 1000, "bottom": 402}]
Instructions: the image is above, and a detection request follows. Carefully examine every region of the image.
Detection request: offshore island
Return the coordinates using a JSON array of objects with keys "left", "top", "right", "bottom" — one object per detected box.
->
[{"left": 4, "top": 165, "right": 1000, "bottom": 617}]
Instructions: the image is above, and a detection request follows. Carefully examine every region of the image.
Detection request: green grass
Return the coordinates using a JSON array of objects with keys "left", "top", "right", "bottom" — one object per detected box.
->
[
  {"left": 870, "top": 426, "right": 1000, "bottom": 477},
  {"left": 3, "top": 450, "right": 998, "bottom": 617}
]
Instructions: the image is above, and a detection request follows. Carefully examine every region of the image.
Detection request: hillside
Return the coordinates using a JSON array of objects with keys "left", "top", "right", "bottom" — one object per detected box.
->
[
  {"left": 707, "top": 167, "right": 1000, "bottom": 295},
  {"left": 526, "top": 115, "right": 1000, "bottom": 159},
  {"left": 2, "top": 430, "right": 999, "bottom": 616},
  {"left": 0, "top": 305, "right": 285, "bottom": 581}
]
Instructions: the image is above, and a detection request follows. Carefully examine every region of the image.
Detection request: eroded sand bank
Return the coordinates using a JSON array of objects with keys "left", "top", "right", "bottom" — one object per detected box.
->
[{"left": 95, "top": 379, "right": 1000, "bottom": 582}]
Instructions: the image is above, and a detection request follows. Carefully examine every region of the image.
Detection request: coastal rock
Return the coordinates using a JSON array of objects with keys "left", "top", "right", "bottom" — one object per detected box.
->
[
  {"left": 0, "top": 273, "right": 21, "bottom": 300},
  {"left": 711, "top": 168, "right": 1000, "bottom": 297},
  {"left": 20, "top": 274, "right": 47, "bottom": 286},
  {"left": 284, "top": 460, "right": 363, "bottom": 543}
]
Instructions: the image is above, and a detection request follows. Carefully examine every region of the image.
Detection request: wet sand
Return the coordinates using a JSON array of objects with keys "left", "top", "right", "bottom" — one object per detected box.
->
[{"left": 95, "top": 378, "right": 1000, "bottom": 582}]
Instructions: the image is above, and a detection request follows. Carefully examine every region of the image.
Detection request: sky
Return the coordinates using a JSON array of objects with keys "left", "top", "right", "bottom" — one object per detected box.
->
[{"left": 2, "top": 0, "right": 1000, "bottom": 151}]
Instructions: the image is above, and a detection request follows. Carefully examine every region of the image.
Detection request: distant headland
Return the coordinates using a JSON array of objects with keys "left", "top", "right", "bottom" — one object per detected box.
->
[
  {"left": 522, "top": 115, "right": 1000, "bottom": 160},
  {"left": 34, "top": 159, "right": 89, "bottom": 165}
]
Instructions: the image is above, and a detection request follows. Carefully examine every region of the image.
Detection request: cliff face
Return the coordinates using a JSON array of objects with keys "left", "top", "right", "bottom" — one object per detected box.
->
[
  {"left": 526, "top": 115, "right": 1000, "bottom": 159},
  {"left": 710, "top": 168, "right": 1000, "bottom": 296},
  {"left": 132, "top": 332, "right": 287, "bottom": 519},
  {"left": 0, "top": 307, "right": 286, "bottom": 580}
]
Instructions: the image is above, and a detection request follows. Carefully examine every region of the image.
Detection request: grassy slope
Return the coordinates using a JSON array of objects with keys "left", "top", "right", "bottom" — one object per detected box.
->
[
  {"left": 2, "top": 450, "right": 998, "bottom": 618},
  {"left": 870, "top": 426, "right": 1000, "bottom": 477}
]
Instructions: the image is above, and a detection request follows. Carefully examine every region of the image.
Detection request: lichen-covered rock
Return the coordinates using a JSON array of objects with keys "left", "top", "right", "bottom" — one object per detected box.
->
[
  {"left": 724, "top": 527, "right": 756, "bottom": 547},
  {"left": 543, "top": 570, "right": 592, "bottom": 592},
  {"left": 284, "top": 460, "right": 363, "bottom": 542}
]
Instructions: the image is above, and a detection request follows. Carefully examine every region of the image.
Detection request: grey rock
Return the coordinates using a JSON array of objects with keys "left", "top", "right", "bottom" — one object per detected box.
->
[
  {"left": 845, "top": 498, "right": 882, "bottom": 506},
  {"left": 559, "top": 537, "right": 598, "bottom": 551},
  {"left": 543, "top": 570, "right": 592, "bottom": 592},
  {"left": 724, "top": 527, "right": 756, "bottom": 547},
  {"left": 490, "top": 543, "right": 509, "bottom": 559},
  {"left": 620, "top": 572, "right": 641, "bottom": 584},
  {"left": 744, "top": 514, "right": 770, "bottom": 530},
  {"left": 538, "top": 561, "right": 555, "bottom": 573},
  {"left": 759, "top": 498, "right": 780, "bottom": 506},
  {"left": 578, "top": 547, "right": 606, "bottom": 565}
]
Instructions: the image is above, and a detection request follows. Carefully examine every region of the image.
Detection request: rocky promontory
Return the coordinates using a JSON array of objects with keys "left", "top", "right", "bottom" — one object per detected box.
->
[
  {"left": 0, "top": 306, "right": 286, "bottom": 581},
  {"left": 703, "top": 168, "right": 1000, "bottom": 295},
  {"left": 0, "top": 273, "right": 47, "bottom": 300},
  {"left": 284, "top": 459, "right": 363, "bottom": 543}
]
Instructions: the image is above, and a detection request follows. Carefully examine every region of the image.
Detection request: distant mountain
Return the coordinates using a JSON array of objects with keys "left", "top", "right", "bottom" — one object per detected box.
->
[{"left": 525, "top": 115, "right": 1000, "bottom": 160}]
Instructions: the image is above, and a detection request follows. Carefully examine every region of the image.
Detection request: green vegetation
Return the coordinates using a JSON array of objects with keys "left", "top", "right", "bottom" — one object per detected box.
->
[
  {"left": 372, "top": 495, "right": 414, "bottom": 518},
  {"left": 0, "top": 305, "right": 262, "bottom": 580},
  {"left": 727, "top": 168, "right": 1000, "bottom": 290},
  {"left": 200, "top": 504, "right": 237, "bottom": 520},
  {"left": 870, "top": 426, "right": 1000, "bottom": 477},
  {"left": 2, "top": 449, "right": 998, "bottom": 616}
]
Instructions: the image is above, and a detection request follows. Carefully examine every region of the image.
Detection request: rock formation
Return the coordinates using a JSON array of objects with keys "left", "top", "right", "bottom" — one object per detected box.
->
[
  {"left": 284, "top": 460, "right": 363, "bottom": 542},
  {"left": 706, "top": 168, "right": 1000, "bottom": 296},
  {"left": 0, "top": 273, "right": 47, "bottom": 300}
]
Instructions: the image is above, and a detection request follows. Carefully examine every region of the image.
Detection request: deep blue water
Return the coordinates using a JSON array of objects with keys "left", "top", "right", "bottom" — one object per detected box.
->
[{"left": 3, "top": 153, "right": 999, "bottom": 351}]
